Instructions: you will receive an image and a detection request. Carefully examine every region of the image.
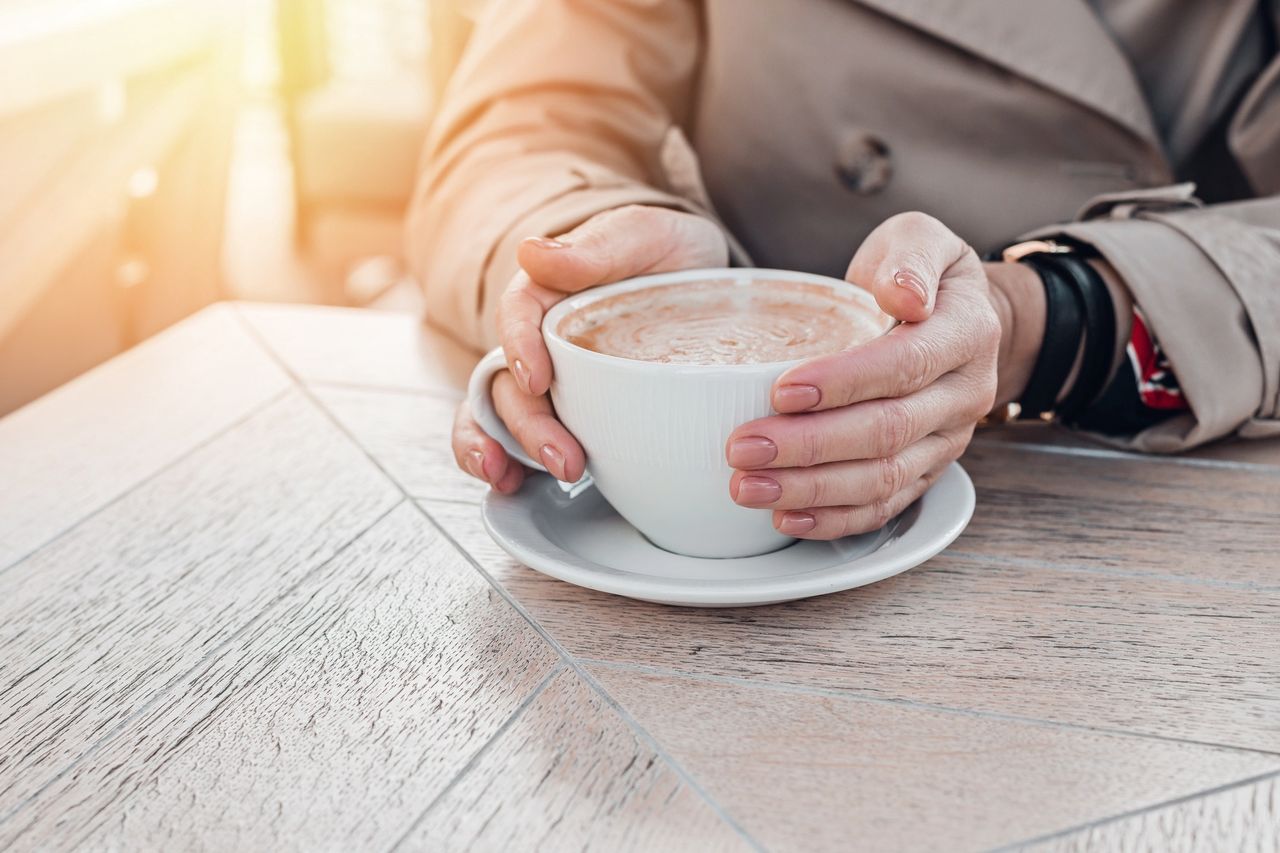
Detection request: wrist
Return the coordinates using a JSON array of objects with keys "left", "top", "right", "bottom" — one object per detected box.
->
[
  {"left": 983, "top": 260, "right": 1046, "bottom": 407},
  {"left": 983, "top": 255, "right": 1131, "bottom": 415}
]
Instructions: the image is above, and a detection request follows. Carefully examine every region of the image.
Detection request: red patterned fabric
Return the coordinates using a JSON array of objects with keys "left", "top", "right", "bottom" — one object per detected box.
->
[{"left": 1126, "top": 306, "right": 1188, "bottom": 411}]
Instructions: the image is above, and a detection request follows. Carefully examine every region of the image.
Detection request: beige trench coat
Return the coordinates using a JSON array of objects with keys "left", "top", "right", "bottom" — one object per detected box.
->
[{"left": 407, "top": 0, "right": 1280, "bottom": 452}]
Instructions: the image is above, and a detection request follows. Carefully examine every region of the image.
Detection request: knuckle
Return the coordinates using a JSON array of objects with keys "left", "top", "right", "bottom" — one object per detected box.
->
[
  {"left": 961, "top": 361, "right": 999, "bottom": 415},
  {"left": 797, "top": 426, "right": 828, "bottom": 467},
  {"left": 939, "top": 430, "right": 969, "bottom": 462},
  {"left": 875, "top": 398, "right": 915, "bottom": 454},
  {"left": 871, "top": 498, "right": 895, "bottom": 530},
  {"left": 877, "top": 453, "right": 909, "bottom": 497},
  {"left": 837, "top": 507, "right": 869, "bottom": 538},
  {"left": 614, "top": 204, "right": 655, "bottom": 227},
  {"left": 921, "top": 467, "right": 942, "bottom": 489},
  {"left": 897, "top": 246, "right": 935, "bottom": 275},
  {"left": 904, "top": 337, "right": 938, "bottom": 392},
  {"left": 890, "top": 210, "right": 938, "bottom": 233},
  {"left": 970, "top": 378, "right": 999, "bottom": 420},
  {"left": 804, "top": 473, "right": 830, "bottom": 508}
]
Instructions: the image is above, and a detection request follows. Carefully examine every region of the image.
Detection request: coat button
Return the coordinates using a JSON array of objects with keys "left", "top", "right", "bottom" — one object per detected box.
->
[{"left": 835, "top": 131, "right": 892, "bottom": 194}]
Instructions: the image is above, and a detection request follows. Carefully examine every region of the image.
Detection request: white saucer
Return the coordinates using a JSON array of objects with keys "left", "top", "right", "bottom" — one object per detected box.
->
[{"left": 480, "top": 462, "right": 975, "bottom": 607}]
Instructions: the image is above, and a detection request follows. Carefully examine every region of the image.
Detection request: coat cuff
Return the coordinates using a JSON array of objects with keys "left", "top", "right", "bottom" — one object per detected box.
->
[{"left": 1023, "top": 184, "right": 1280, "bottom": 452}]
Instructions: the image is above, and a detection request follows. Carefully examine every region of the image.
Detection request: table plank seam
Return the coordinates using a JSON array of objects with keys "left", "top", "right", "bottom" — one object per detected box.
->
[
  {"left": 970, "top": 437, "right": 1280, "bottom": 475},
  {"left": 987, "top": 766, "right": 1280, "bottom": 853},
  {"left": 385, "top": 663, "right": 568, "bottom": 853},
  {"left": 414, "top": 500, "right": 1280, "bottom": 592},
  {"left": 413, "top": 503, "right": 765, "bottom": 853},
  {"left": 228, "top": 304, "right": 768, "bottom": 852},
  {"left": 308, "top": 379, "right": 464, "bottom": 402},
  {"left": 578, "top": 659, "right": 1280, "bottom": 761},
  {"left": 943, "top": 551, "right": 1280, "bottom": 594},
  {"left": 406, "top": 496, "right": 480, "bottom": 507},
  {"left": 0, "top": 385, "right": 294, "bottom": 580},
  {"left": 0, "top": 496, "right": 409, "bottom": 833}
]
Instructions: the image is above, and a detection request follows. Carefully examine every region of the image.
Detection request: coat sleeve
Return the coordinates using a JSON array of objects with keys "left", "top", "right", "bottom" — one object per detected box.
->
[
  {"left": 1022, "top": 56, "right": 1280, "bottom": 453},
  {"left": 406, "top": 0, "right": 727, "bottom": 351},
  {"left": 1025, "top": 187, "right": 1280, "bottom": 453}
]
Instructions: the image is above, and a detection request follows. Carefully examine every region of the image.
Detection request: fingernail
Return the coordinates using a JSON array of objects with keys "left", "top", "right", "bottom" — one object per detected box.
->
[
  {"left": 539, "top": 444, "right": 567, "bottom": 480},
  {"left": 778, "top": 511, "right": 816, "bottom": 534},
  {"left": 774, "top": 384, "right": 820, "bottom": 412},
  {"left": 526, "top": 236, "right": 568, "bottom": 250},
  {"left": 735, "top": 475, "right": 781, "bottom": 506},
  {"left": 893, "top": 270, "right": 930, "bottom": 306},
  {"left": 727, "top": 436, "right": 778, "bottom": 468},
  {"left": 465, "top": 449, "right": 487, "bottom": 481},
  {"left": 511, "top": 358, "right": 532, "bottom": 393}
]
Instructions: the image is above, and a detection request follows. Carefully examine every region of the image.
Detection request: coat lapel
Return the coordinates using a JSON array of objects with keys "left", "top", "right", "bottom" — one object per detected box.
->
[{"left": 854, "top": 0, "right": 1160, "bottom": 150}]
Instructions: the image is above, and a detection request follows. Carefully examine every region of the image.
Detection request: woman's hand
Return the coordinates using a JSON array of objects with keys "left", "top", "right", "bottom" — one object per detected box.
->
[
  {"left": 452, "top": 205, "right": 728, "bottom": 492},
  {"left": 726, "top": 212, "right": 1001, "bottom": 539}
]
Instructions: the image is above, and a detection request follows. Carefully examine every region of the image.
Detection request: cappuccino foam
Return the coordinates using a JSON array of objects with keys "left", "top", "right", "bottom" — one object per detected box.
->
[{"left": 557, "top": 278, "right": 888, "bottom": 365}]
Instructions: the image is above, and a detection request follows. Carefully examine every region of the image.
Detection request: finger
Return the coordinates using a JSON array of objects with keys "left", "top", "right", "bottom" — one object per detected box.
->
[
  {"left": 497, "top": 271, "right": 564, "bottom": 395},
  {"left": 491, "top": 371, "right": 586, "bottom": 483},
  {"left": 772, "top": 465, "right": 945, "bottom": 540},
  {"left": 516, "top": 205, "right": 728, "bottom": 294},
  {"left": 846, "top": 211, "right": 985, "bottom": 323},
  {"left": 451, "top": 399, "right": 518, "bottom": 488},
  {"left": 771, "top": 297, "right": 998, "bottom": 412},
  {"left": 730, "top": 429, "right": 967, "bottom": 510},
  {"left": 729, "top": 373, "right": 989, "bottom": 469},
  {"left": 492, "top": 460, "right": 526, "bottom": 495},
  {"left": 500, "top": 207, "right": 727, "bottom": 397}
]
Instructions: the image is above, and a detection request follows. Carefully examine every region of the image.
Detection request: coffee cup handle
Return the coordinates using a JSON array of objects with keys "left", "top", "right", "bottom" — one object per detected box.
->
[{"left": 466, "top": 348, "right": 547, "bottom": 472}]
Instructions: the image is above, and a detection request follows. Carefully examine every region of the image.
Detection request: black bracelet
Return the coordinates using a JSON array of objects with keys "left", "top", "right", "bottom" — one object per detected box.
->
[
  {"left": 1037, "top": 253, "right": 1116, "bottom": 422},
  {"left": 1015, "top": 255, "right": 1085, "bottom": 419}
]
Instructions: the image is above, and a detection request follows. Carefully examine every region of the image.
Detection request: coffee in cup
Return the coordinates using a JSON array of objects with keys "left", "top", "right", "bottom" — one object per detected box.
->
[
  {"left": 557, "top": 278, "right": 886, "bottom": 365},
  {"left": 467, "top": 268, "right": 894, "bottom": 558}
]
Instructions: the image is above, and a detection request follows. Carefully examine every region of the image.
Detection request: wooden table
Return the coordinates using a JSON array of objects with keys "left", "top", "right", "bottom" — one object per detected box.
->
[{"left": 2, "top": 302, "right": 1277, "bottom": 851}]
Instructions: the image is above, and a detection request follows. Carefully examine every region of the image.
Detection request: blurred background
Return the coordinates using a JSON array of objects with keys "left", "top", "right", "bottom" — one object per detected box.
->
[{"left": 0, "top": 0, "right": 481, "bottom": 414}]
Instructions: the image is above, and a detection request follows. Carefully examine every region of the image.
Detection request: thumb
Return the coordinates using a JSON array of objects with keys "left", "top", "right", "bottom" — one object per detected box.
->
[
  {"left": 846, "top": 211, "right": 971, "bottom": 323},
  {"left": 516, "top": 205, "right": 727, "bottom": 293}
]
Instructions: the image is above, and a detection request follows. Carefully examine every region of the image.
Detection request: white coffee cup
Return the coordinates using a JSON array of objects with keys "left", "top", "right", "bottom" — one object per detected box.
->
[{"left": 467, "top": 267, "right": 894, "bottom": 559}]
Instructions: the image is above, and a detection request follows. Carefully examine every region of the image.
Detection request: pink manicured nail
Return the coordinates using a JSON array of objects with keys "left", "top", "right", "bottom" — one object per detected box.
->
[
  {"left": 735, "top": 475, "right": 781, "bottom": 506},
  {"left": 778, "top": 512, "right": 816, "bottom": 534},
  {"left": 893, "top": 270, "right": 930, "bottom": 305},
  {"left": 774, "top": 384, "right": 821, "bottom": 412},
  {"left": 465, "top": 449, "right": 487, "bottom": 481},
  {"left": 727, "top": 436, "right": 777, "bottom": 468},
  {"left": 511, "top": 358, "right": 532, "bottom": 393},
  {"left": 526, "top": 236, "right": 568, "bottom": 250},
  {"left": 539, "top": 443, "right": 567, "bottom": 480}
]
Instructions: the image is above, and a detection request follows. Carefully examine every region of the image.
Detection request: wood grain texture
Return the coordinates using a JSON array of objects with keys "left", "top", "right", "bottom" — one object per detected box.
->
[
  {"left": 400, "top": 668, "right": 749, "bottom": 853},
  {"left": 0, "top": 393, "right": 401, "bottom": 813},
  {"left": 232, "top": 302, "right": 1280, "bottom": 471},
  {"left": 588, "top": 666, "right": 1280, "bottom": 853},
  {"left": 956, "top": 443, "right": 1280, "bottom": 586},
  {"left": 313, "top": 385, "right": 485, "bottom": 504},
  {"left": 1022, "top": 771, "right": 1280, "bottom": 852},
  {"left": 976, "top": 421, "right": 1280, "bottom": 468},
  {"left": 1, "top": 503, "right": 561, "bottom": 851},
  {"left": 0, "top": 304, "right": 289, "bottom": 569},
  {"left": 424, "top": 499, "right": 1280, "bottom": 753},
  {"left": 322, "top": 372, "right": 1279, "bottom": 586},
  {"left": 236, "top": 303, "right": 477, "bottom": 396}
]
